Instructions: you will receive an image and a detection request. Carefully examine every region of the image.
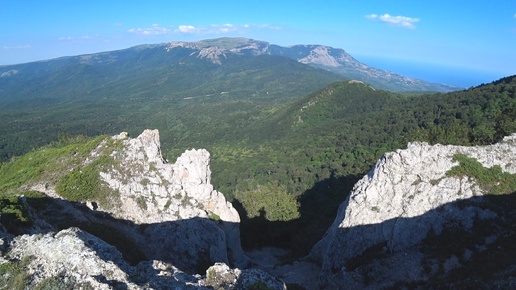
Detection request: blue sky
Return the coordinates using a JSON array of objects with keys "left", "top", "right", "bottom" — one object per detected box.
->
[{"left": 1, "top": 0, "right": 515, "bottom": 86}]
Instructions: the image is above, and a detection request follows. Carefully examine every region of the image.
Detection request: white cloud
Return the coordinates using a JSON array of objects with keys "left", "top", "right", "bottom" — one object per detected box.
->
[
  {"left": 366, "top": 13, "right": 420, "bottom": 29},
  {"left": 174, "top": 23, "right": 237, "bottom": 34},
  {"left": 128, "top": 24, "right": 171, "bottom": 35},
  {"left": 210, "top": 23, "right": 237, "bottom": 33},
  {"left": 245, "top": 24, "right": 281, "bottom": 31},
  {"left": 172, "top": 23, "right": 238, "bottom": 34},
  {"left": 58, "top": 35, "right": 98, "bottom": 41},
  {"left": 175, "top": 25, "right": 198, "bottom": 33},
  {"left": 129, "top": 23, "right": 281, "bottom": 36},
  {"left": 2, "top": 45, "right": 31, "bottom": 49},
  {"left": 82, "top": 34, "right": 99, "bottom": 40}
]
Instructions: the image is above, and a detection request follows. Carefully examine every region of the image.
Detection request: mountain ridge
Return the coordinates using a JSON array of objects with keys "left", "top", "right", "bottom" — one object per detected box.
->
[
  {"left": 0, "top": 37, "right": 461, "bottom": 93},
  {"left": 154, "top": 37, "right": 463, "bottom": 92}
]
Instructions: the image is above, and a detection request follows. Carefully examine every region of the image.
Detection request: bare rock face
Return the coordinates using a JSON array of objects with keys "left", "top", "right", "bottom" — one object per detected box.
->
[
  {"left": 6, "top": 227, "right": 261, "bottom": 289},
  {"left": 0, "top": 130, "right": 267, "bottom": 287},
  {"left": 8, "top": 228, "right": 139, "bottom": 289},
  {"left": 205, "top": 263, "right": 286, "bottom": 290},
  {"left": 97, "top": 129, "right": 246, "bottom": 271},
  {"left": 310, "top": 135, "right": 516, "bottom": 288},
  {"left": 99, "top": 129, "right": 239, "bottom": 224},
  {"left": 4, "top": 226, "right": 281, "bottom": 289}
]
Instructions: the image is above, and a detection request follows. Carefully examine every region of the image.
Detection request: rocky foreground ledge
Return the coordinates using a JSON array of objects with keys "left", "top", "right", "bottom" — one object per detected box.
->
[
  {"left": 308, "top": 134, "right": 516, "bottom": 289},
  {"left": 1, "top": 131, "right": 515, "bottom": 289},
  {"left": 0, "top": 130, "right": 285, "bottom": 289}
]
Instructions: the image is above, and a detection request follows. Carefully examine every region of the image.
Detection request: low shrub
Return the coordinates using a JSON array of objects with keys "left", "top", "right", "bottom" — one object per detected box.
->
[{"left": 447, "top": 153, "right": 516, "bottom": 195}]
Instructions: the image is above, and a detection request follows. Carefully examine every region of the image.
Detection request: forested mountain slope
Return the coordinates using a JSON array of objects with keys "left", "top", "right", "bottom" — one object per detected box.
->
[
  {"left": 0, "top": 46, "right": 342, "bottom": 160},
  {"left": 0, "top": 38, "right": 466, "bottom": 161},
  {"left": 212, "top": 76, "right": 516, "bottom": 199},
  {"left": 205, "top": 76, "right": 515, "bottom": 254},
  {"left": 0, "top": 39, "right": 514, "bottom": 256}
]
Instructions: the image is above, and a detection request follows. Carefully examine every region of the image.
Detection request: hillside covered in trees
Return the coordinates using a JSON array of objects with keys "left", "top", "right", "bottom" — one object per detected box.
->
[
  {"left": 203, "top": 76, "right": 516, "bottom": 253},
  {"left": 1, "top": 72, "right": 514, "bottom": 257}
]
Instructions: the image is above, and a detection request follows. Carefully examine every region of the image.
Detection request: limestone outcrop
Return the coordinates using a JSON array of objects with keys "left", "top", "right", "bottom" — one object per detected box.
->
[
  {"left": 3, "top": 129, "right": 515, "bottom": 289},
  {"left": 0, "top": 129, "right": 284, "bottom": 288},
  {"left": 310, "top": 135, "right": 516, "bottom": 288},
  {"left": 205, "top": 263, "right": 286, "bottom": 290},
  {"left": 98, "top": 129, "right": 239, "bottom": 224},
  {"left": 7, "top": 228, "right": 141, "bottom": 289},
  {"left": 4, "top": 227, "right": 281, "bottom": 289},
  {"left": 95, "top": 129, "right": 247, "bottom": 270}
]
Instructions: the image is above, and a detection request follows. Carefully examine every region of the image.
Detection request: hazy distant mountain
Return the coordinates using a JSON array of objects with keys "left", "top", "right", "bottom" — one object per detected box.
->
[
  {"left": 0, "top": 38, "right": 342, "bottom": 109},
  {"left": 0, "top": 38, "right": 343, "bottom": 159},
  {"left": 0, "top": 37, "right": 461, "bottom": 102},
  {"left": 166, "top": 37, "right": 463, "bottom": 92}
]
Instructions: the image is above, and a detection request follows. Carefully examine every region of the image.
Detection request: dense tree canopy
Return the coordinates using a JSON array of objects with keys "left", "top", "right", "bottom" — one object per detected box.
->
[{"left": 1, "top": 74, "right": 514, "bottom": 255}]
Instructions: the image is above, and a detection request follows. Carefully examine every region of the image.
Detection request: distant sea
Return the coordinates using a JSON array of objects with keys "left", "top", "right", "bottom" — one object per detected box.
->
[{"left": 356, "top": 56, "right": 507, "bottom": 89}]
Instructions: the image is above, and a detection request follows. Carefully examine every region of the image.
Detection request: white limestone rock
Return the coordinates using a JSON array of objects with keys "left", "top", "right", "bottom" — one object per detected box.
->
[
  {"left": 96, "top": 129, "right": 246, "bottom": 269},
  {"left": 3, "top": 226, "right": 280, "bottom": 289},
  {"left": 311, "top": 135, "right": 516, "bottom": 287},
  {"left": 299, "top": 46, "right": 342, "bottom": 67},
  {"left": 98, "top": 129, "right": 239, "bottom": 225},
  {"left": 205, "top": 262, "right": 286, "bottom": 290},
  {"left": 7, "top": 227, "right": 139, "bottom": 289},
  {"left": 5, "top": 227, "right": 253, "bottom": 289}
]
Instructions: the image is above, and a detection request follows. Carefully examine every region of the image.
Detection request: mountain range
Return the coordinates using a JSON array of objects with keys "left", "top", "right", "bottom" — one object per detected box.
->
[
  {"left": 0, "top": 37, "right": 465, "bottom": 162},
  {"left": 0, "top": 37, "right": 461, "bottom": 102},
  {"left": 167, "top": 37, "right": 462, "bottom": 92}
]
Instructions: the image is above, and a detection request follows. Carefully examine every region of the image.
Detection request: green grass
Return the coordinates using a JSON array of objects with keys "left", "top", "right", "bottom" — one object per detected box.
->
[
  {"left": 55, "top": 155, "right": 114, "bottom": 202},
  {"left": 207, "top": 211, "right": 221, "bottom": 221},
  {"left": 0, "top": 134, "right": 108, "bottom": 233},
  {"left": 0, "top": 196, "right": 32, "bottom": 232},
  {"left": 0, "top": 256, "right": 34, "bottom": 289},
  {"left": 0, "top": 191, "right": 50, "bottom": 233},
  {"left": 0, "top": 134, "right": 124, "bottom": 223},
  {"left": 447, "top": 153, "right": 516, "bottom": 195},
  {"left": 55, "top": 137, "right": 126, "bottom": 205},
  {"left": 0, "top": 135, "right": 107, "bottom": 196}
]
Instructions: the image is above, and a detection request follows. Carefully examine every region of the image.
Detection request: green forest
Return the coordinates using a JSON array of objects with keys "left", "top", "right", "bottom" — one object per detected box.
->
[{"left": 1, "top": 71, "right": 515, "bottom": 256}]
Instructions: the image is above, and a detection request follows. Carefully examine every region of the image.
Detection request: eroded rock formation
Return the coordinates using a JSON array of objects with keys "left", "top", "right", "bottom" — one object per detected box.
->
[
  {"left": 310, "top": 135, "right": 516, "bottom": 288},
  {"left": 96, "top": 129, "right": 246, "bottom": 270},
  {"left": 4, "top": 227, "right": 282, "bottom": 289},
  {"left": 0, "top": 130, "right": 270, "bottom": 289},
  {"left": 2, "top": 130, "right": 515, "bottom": 289}
]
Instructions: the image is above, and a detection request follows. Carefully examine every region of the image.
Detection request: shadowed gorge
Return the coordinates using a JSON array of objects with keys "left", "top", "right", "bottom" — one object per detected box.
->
[{"left": 317, "top": 192, "right": 516, "bottom": 289}]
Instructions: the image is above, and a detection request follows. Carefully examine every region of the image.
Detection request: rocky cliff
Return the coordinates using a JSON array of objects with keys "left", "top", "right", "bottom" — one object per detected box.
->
[
  {"left": 96, "top": 130, "right": 238, "bottom": 224},
  {"left": 2, "top": 130, "right": 515, "bottom": 289},
  {"left": 94, "top": 130, "right": 246, "bottom": 270},
  {"left": 2, "top": 227, "right": 284, "bottom": 289},
  {"left": 309, "top": 135, "right": 516, "bottom": 288},
  {"left": 0, "top": 130, "right": 286, "bottom": 289}
]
